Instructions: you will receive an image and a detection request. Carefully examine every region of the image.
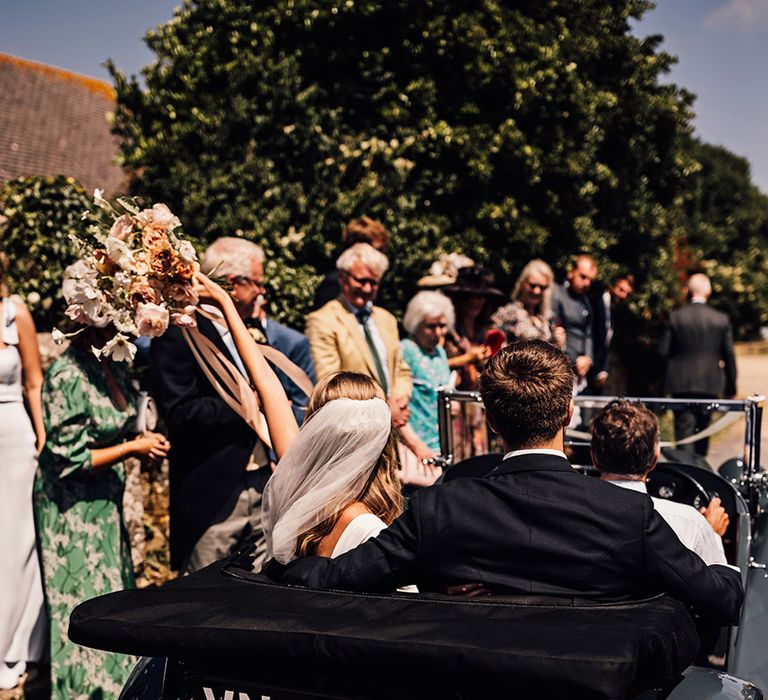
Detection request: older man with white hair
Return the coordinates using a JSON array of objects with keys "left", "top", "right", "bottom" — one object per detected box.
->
[
  {"left": 306, "top": 242, "right": 412, "bottom": 427},
  {"left": 151, "top": 236, "right": 313, "bottom": 574},
  {"left": 659, "top": 272, "right": 737, "bottom": 457}
]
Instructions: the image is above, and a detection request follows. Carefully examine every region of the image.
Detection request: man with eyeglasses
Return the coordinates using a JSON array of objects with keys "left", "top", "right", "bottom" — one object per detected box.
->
[
  {"left": 306, "top": 242, "right": 412, "bottom": 428},
  {"left": 551, "top": 254, "right": 598, "bottom": 394},
  {"left": 151, "top": 237, "right": 312, "bottom": 574}
]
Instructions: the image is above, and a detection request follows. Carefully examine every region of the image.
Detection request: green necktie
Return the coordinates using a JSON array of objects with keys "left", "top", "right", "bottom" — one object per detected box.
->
[{"left": 357, "top": 311, "right": 389, "bottom": 395}]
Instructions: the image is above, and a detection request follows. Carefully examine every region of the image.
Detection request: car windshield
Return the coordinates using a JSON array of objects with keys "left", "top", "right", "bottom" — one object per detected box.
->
[{"left": 436, "top": 391, "right": 765, "bottom": 476}]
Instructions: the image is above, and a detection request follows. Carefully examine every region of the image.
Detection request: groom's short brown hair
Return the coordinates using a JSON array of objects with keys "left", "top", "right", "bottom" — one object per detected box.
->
[{"left": 479, "top": 340, "right": 574, "bottom": 447}]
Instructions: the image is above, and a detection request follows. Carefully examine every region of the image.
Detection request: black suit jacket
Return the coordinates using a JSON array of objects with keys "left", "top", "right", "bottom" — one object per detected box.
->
[
  {"left": 659, "top": 302, "right": 737, "bottom": 397},
  {"left": 150, "top": 316, "right": 262, "bottom": 569},
  {"left": 271, "top": 454, "right": 742, "bottom": 625}
]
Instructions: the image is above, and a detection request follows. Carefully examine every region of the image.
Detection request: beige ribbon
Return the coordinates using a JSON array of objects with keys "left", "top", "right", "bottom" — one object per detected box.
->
[
  {"left": 180, "top": 308, "right": 316, "bottom": 449},
  {"left": 260, "top": 344, "right": 314, "bottom": 398},
  {"left": 181, "top": 326, "right": 273, "bottom": 448}
]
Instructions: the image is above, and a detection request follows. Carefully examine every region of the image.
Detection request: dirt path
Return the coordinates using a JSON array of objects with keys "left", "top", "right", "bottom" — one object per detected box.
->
[{"left": 708, "top": 345, "right": 768, "bottom": 470}]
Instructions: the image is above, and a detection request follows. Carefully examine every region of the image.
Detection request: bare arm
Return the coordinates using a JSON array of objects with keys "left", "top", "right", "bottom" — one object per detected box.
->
[
  {"left": 92, "top": 433, "right": 169, "bottom": 471},
  {"left": 14, "top": 300, "right": 45, "bottom": 452},
  {"left": 195, "top": 274, "right": 299, "bottom": 460}
]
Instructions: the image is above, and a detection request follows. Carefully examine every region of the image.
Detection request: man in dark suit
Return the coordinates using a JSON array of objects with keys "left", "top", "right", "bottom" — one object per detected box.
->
[
  {"left": 659, "top": 273, "right": 737, "bottom": 457},
  {"left": 267, "top": 340, "right": 742, "bottom": 626},
  {"left": 588, "top": 274, "right": 634, "bottom": 395},
  {"left": 151, "top": 237, "right": 271, "bottom": 573},
  {"left": 551, "top": 254, "right": 598, "bottom": 393}
]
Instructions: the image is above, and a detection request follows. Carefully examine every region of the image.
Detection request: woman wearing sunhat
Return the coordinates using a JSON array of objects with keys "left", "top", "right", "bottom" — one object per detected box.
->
[{"left": 442, "top": 266, "right": 506, "bottom": 459}]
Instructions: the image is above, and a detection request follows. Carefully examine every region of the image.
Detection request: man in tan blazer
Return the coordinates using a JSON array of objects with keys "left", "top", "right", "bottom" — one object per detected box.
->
[{"left": 306, "top": 242, "right": 412, "bottom": 426}]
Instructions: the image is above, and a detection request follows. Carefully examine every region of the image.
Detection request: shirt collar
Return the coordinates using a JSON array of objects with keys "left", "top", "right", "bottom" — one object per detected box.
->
[
  {"left": 605, "top": 479, "right": 648, "bottom": 494},
  {"left": 691, "top": 297, "right": 707, "bottom": 304},
  {"left": 504, "top": 448, "right": 569, "bottom": 461}
]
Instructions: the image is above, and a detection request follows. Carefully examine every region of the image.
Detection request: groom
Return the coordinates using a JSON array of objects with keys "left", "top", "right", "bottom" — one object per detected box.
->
[{"left": 266, "top": 340, "right": 742, "bottom": 625}]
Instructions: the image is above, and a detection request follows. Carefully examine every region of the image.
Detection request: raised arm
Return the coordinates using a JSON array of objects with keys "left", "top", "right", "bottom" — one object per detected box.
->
[{"left": 194, "top": 273, "right": 299, "bottom": 460}]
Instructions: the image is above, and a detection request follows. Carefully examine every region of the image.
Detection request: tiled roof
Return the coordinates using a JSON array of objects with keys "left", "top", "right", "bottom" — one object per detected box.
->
[{"left": 0, "top": 53, "right": 126, "bottom": 194}]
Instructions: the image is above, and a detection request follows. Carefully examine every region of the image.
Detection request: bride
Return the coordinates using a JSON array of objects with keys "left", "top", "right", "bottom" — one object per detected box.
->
[{"left": 194, "top": 274, "right": 404, "bottom": 565}]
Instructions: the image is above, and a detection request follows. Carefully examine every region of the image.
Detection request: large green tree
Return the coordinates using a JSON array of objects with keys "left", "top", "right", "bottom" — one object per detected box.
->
[{"left": 110, "top": 0, "right": 695, "bottom": 328}]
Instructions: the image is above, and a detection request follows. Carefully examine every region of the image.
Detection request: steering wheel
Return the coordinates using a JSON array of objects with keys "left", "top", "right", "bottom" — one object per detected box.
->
[{"left": 646, "top": 467, "right": 711, "bottom": 510}]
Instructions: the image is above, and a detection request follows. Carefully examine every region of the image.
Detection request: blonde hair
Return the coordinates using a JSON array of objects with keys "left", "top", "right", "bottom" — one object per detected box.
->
[
  {"left": 297, "top": 372, "right": 402, "bottom": 556},
  {"left": 511, "top": 259, "right": 555, "bottom": 320}
]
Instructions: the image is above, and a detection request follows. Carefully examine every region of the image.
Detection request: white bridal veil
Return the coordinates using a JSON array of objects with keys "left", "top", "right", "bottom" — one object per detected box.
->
[{"left": 262, "top": 397, "right": 392, "bottom": 564}]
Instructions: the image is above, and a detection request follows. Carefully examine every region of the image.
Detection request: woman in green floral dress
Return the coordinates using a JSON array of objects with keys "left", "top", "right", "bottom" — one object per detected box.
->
[{"left": 34, "top": 342, "right": 170, "bottom": 699}]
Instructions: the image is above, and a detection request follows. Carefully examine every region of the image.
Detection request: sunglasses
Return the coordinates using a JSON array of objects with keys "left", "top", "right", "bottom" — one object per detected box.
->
[{"left": 526, "top": 282, "right": 549, "bottom": 291}]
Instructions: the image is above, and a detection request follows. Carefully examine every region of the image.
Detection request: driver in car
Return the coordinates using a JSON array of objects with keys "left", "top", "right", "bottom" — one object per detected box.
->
[
  {"left": 591, "top": 400, "right": 729, "bottom": 566},
  {"left": 265, "top": 340, "right": 742, "bottom": 627}
]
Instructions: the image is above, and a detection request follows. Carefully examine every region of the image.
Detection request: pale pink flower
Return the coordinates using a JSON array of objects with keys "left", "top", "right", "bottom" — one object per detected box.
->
[
  {"left": 166, "top": 282, "right": 199, "bottom": 307},
  {"left": 150, "top": 203, "right": 181, "bottom": 230},
  {"left": 135, "top": 302, "right": 170, "bottom": 338},
  {"left": 171, "top": 304, "right": 198, "bottom": 328},
  {"left": 109, "top": 214, "right": 134, "bottom": 241},
  {"left": 105, "top": 236, "right": 134, "bottom": 271}
]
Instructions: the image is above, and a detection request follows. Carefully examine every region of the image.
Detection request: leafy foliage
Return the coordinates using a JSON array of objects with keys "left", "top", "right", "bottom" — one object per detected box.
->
[
  {"left": 109, "top": 0, "right": 697, "bottom": 331},
  {"left": 0, "top": 176, "right": 92, "bottom": 328}
]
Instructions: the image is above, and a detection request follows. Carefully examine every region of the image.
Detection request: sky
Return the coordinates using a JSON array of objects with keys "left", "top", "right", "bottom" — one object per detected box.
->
[{"left": 2, "top": 0, "right": 767, "bottom": 191}]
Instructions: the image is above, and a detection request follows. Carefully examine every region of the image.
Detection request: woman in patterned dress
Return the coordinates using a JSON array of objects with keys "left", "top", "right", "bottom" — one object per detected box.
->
[
  {"left": 492, "top": 259, "right": 566, "bottom": 348},
  {"left": 34, "top": 327, "right": 170, "bottom": 699}
]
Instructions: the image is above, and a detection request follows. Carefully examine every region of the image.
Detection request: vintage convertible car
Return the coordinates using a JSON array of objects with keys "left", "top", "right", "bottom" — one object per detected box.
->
[{"left": 69, "top": 394, "right": 768, "bottom": 699}]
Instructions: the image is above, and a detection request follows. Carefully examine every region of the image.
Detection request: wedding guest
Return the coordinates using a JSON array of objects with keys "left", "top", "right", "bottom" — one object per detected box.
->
[
  {"left": 35, "top": 295, "right": 169, "bottom": 697},
  {"left": 492, "top": 259, "right": 565, "bottom": 348},
  {"left": 589, "top": 274, "right": 634, "bottom": 394},
  {"left": 151, "top": 237, "right": 272, "bottom": 574},
  {"left": 306, "top": 243, "right": 412, "bottom": 429},
  {"left": 591, "top": 400, "right": 728, "bottom": 565},
  {"left": 312, "top": 216, "right": 389, "bottom": 310},
  {"left": 0, "top": 252, "right": 46, "bottom": 692},
  {"left": 400, "top": 291, "right": 454, "bottom": 457},
  {"left": 442, "top": 266, "right": 505, "bottom": 459},
  {"left": 442, "top": 266, "right": 505, "bottom": 390},
  {"left": 551, "top": 254, "right": 598, "bottom": 392}
]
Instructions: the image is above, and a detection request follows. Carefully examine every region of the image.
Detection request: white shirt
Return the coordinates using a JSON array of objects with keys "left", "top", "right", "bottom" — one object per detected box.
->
[
  {"left": 503, "top": 448, "right": 570, "bottom": 462},
  {"left": 200, "top": 304, "right": 249, "bottom": 378},
  {"left": 608, "top": 480, "right": 728, "bottom": 566}
]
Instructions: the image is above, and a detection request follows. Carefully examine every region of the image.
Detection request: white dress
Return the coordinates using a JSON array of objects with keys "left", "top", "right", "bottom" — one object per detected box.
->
[
  {"left": 332, "top": 513, "right": 418, "bottom": 593},
  {"left": 0, "top": 297, "right": 44, "bottom": 688}
]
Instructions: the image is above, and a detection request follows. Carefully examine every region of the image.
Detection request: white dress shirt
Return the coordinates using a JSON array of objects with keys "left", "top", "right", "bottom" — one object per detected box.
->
[
  {"left": 200, "top": 304, "right": 249, "bottom": 378},
  {"left": 608, "top": 480, "right": 728, "bottom": 566}
]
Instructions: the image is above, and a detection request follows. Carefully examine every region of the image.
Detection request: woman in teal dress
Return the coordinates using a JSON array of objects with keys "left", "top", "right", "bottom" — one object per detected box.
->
[
  {"left": 34, "top": 333, "right": 170, "bottom": 699},
  {"left": 400, "top": 291, "right": 454, "bottom": 455}
]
